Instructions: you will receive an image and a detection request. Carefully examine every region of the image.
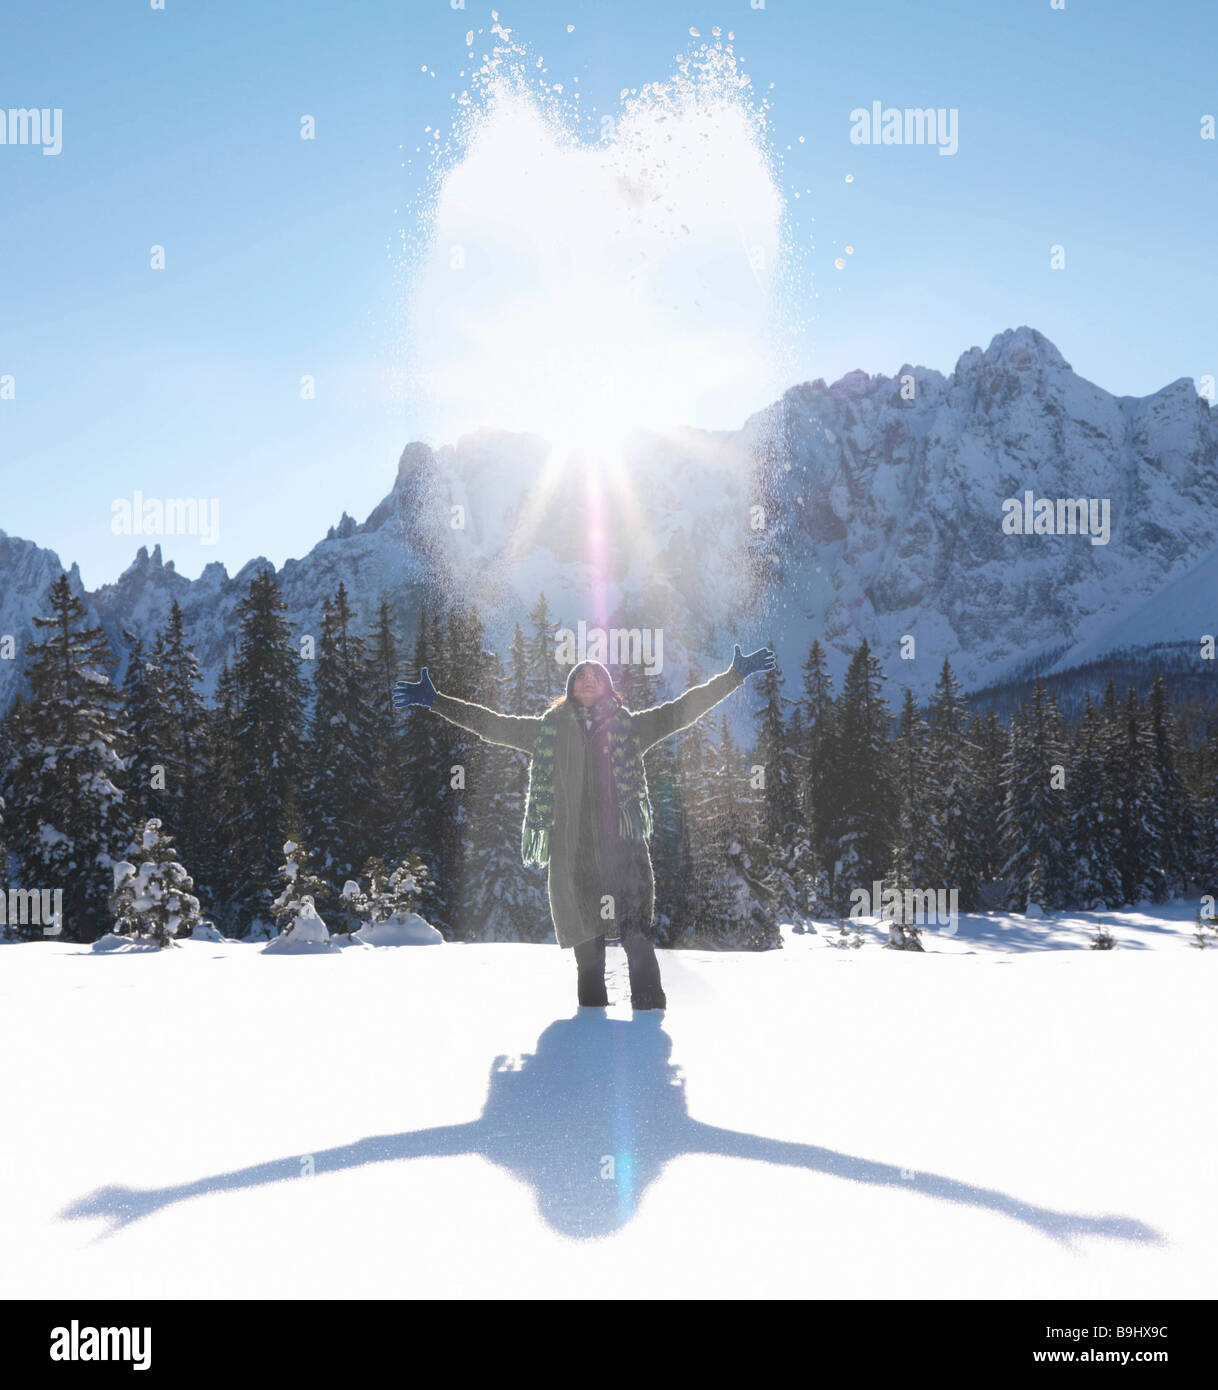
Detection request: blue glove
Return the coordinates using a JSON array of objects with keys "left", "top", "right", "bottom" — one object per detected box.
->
[
  {"left": 732, "top": 644, "right": 776, "bottom": 679},
  {"left": 393, "top": 667, "right": 437, "bottom": 710}
]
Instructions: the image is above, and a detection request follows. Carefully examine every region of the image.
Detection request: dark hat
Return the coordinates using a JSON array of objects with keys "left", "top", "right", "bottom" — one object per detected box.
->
[{"left": 564, "top": 660, "right": 615, "bottom": 700}]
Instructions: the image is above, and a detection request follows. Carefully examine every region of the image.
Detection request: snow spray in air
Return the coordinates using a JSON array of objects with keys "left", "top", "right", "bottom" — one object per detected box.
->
[{"left": 400, "top": 18, "right": 796, "bottom": 449}]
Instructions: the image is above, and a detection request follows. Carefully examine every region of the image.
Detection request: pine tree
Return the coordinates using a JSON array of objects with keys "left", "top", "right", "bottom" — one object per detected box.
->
[
  {"left": 1193, "top": 723, "right": 1218, "bottom": 898},
  {"left": 1142, "top": 673, "right": 1195, "bottom": 902},
  {"left": 999, "top": 679, "right": 1069, "bottom": 912},
  {"left": 619, "top": 661, "right": 684, "bottom": 947},
  {"left": 195, "top": 654, "right": 240, "bottom": 928},
  {"left": 799, "top": 639, "right": 838, "bottom": 887},
  {"left": 304, "top": 582, "right": 378, "bottom": 887},
  {"left": 0, "top": 696, "right": 18, "bottom": 931},
  {"left": 1066, "top": 694, "right": 1123, "bottom": 909},
  {"left": 507, "top": 621, "right": 530, "bottom": 714},
  {"left": 363, "top": 600, "right": 410, "bottom": 862},
  {"left": 670, "top": 665, "right": 721, "bottom": 942},
  {"left": 1108, "top": 683, "right": 1156, "bottom": 905},
  {"left": 750, "top": 647, "right": 804, "bottom": 925},
  {"left": 428, "top": 600, "right": 481, "bottom": 939},
  {"left": 399, "top": 603, "right": 447, "bottom": 928},
  {"left": 968, "top": 709, "right": 1007, "bottom": 886},
  {"left": 888, "top": 687, "right": 932, "bottom": 947},
  {"left": 925, "top": 658, "right": 983, "bottom": 910},
  {"left": 502, "top": 618, "right": 552, "bottom": 938},
  {"left": 828, "top": 640, "right": 894, "bottom": 915},
  {"left": 225, "top": 569, "right": 308, "bottom": 932},
  {"left": 361, "top": 853, "right": 434, "bottom": 924},
  {"left": 270, "top": 832, "right": 331, "bottom": 938},
  {"left": 713, "top": 713, "right": 780, "bottom": 948},
  {"left": 148, "top": 600, "right": 207, "bottom": 874},
  {"left": 528, "top": 592, "right": 561, "bottom": 704},
  {"left": 120, "top": 634, "right": 163, "bottom": 831},
  {"left": 109, "top": 818, "right": 203, "bottom": 947},
  {"left": 4, "top": 575, "right": 128, "bottom": 942},
  {"left": 457, "top": 643, "right": 546, "bottom": 941},
  {"left": 333, "top": 876, "right": 370, "bottom": 936}
]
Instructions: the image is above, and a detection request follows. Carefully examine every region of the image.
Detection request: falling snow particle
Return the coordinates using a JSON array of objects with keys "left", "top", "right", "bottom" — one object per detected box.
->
[
  {"left": 845, "top": 173, "right": 854, "bottom": 183},
  {"left": 567, "top": 23, "right": 575, "bottom": 32},
  {"left": 845, "top": 245, "right": 854, "bottom": 254},
  {"left": 834, "top": 258, "right": 846, "bottom": 269},
  {"left": 689, "top": 27, "right": 700, "bottom": 37},
  {"left": 465, "top": 29, "right": 473, "bottom": 44}
]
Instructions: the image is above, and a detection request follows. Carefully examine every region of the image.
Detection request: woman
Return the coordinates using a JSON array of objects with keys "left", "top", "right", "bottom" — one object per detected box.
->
[{"left": 393, "top": 643, "right": 776, "bottom": 1010}]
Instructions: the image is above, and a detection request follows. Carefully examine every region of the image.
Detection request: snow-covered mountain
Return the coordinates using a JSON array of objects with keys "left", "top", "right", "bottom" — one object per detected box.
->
[
  {"left": 744, "top": 325, "right": 1218, "bottom": 695},
  {"left": 1, "top": 325, "right": 1214, "bottom": 713}
]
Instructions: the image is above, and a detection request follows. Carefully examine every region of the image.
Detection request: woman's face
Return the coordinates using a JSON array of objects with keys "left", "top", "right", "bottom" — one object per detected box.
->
[{"left": 571, "top": 665, "right": 606, "bottom": 707}]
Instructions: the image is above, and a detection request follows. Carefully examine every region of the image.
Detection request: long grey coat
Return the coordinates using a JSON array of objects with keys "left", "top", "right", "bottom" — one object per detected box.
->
[{"left": 430, "top": 666, "right": 745, "bottom": 949}]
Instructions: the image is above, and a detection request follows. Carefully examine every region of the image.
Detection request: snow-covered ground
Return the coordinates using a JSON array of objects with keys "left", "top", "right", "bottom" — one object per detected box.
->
[{"left": 1, "top": 903, "right": 1213, "bottom": 1299}]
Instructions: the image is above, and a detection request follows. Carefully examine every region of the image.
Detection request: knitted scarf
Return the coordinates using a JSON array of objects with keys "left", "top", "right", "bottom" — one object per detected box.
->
[{"left": 521, "top": 694, "right": 653, "bottom": 867}]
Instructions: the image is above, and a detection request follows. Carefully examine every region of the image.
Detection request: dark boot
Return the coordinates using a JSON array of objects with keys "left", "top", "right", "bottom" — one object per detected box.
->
[
  {"left": 574, "top": 933, "right": 608, "bottom": 1007},
  {"left": 630, "top": 989, "right": 666, "bottom": 1010},
  {"left": 623, "top": 931, "right": 665, "bottom": 1010},
  {"left": 578, "top": 977, "right": 610, "bottom": 1007}
]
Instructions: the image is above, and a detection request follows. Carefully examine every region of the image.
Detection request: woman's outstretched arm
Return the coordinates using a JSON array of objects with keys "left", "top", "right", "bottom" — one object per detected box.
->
[
  {"left": 630, "top": 645, "right": 776, "bottom": 752},
  {"left": 393, "top": 667, "right": 542, "bottom": 753}
]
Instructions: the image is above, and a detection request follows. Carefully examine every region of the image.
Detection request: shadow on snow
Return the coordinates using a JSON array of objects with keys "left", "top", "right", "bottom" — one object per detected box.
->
[{"left": 61, "top": 1012, "right": 1162, "bottom": 1247}]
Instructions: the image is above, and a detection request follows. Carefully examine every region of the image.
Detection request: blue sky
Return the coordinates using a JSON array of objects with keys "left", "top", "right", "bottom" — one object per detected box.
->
[{"left": 1, "top": 0, "right": 1215, "bottom": 588}]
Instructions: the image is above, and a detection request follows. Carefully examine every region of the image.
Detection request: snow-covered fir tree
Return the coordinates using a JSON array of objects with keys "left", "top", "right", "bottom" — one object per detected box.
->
[
  {"left": 223, "top": 569, "right": 308, "bottom": 932},
  {"left": 460, "top": 643, "right": 546, "bottom": 942},
  {"left": 270, "top": 833, "right": 331, "bottom": 938},
  {"left": 749, "top": 649, "right": 806, "bottom": 927},
  {"left": 400, "top": 604, "right": 448, "bottom": 929},
  {"left": 617, "top": 661, "right": 683, "bottom": 946},
  {"left": 967, "top": 708, "right": 1007, "bottom": 888},
  {"left": 1066, "top": 694, "right": 1123, "bottom": 909},
  {"left": 304, "top": 582, "right": 378, "bottom": 887},
  {"left": 828, "top": 640, "right": 894, "bottom": 916},
  {"left": 148, "top": 600, "right": 207, "bottom": 874},
  {"left": 782, "top": 704, "right": 829, "bottom": 919},
  {"left": 925, "top": 658, "right": 983, "bottom": 910},
  {"left": 505, "top": 616, "right": 553, "bottom": 937},
  {"left": 1141, "top": 674, "right": 1195, "bottom": 902},
  {"left": 363, "top": 600, "right": 411, "bottom": 863},
  {"left": 887, "top": 687, "right": 932, "bottom": 949},
  {"left": 108, "top": 818, "right": 203, "bottom": 947},
  {"left": 2, "top": 574, "right": 128, "bottom": 942},
  {"left": 359, "top": 852, "right": 433, "bottom": 924},
  {"left": 798, "top": 638, "right": 838, "bottom": 887},
  {"left": 713, "top": 712, "right": 780, "bottom": 949},
  {"left": 1193, "top": 722, "right": 1218, "bottom": 899},
  {"left": 1107, "top": 682, "right": 1157, "bottom": 905},
  {"left": 670, "top": 665, "right": 722, "bottom": 942},
  {"left": 1000, "top": 678, "right": 1069, "bottom": 912},
  {"left": 190, "top": 653, "right": 241, "bottom": 927},
  {"left": 528, "top": 591, "right": 562, "bottom": 704},
  {"left": 120, "top": 634, "right": 163, "bottom": 830}
]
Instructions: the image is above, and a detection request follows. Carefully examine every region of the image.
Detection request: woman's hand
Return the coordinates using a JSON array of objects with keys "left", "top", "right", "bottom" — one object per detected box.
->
[
  {"left": 393, "top": 667, "right": 437, "bottom": 709},
  {"left": 731, "top": 644, "right": 777, "bottom": 680}
]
